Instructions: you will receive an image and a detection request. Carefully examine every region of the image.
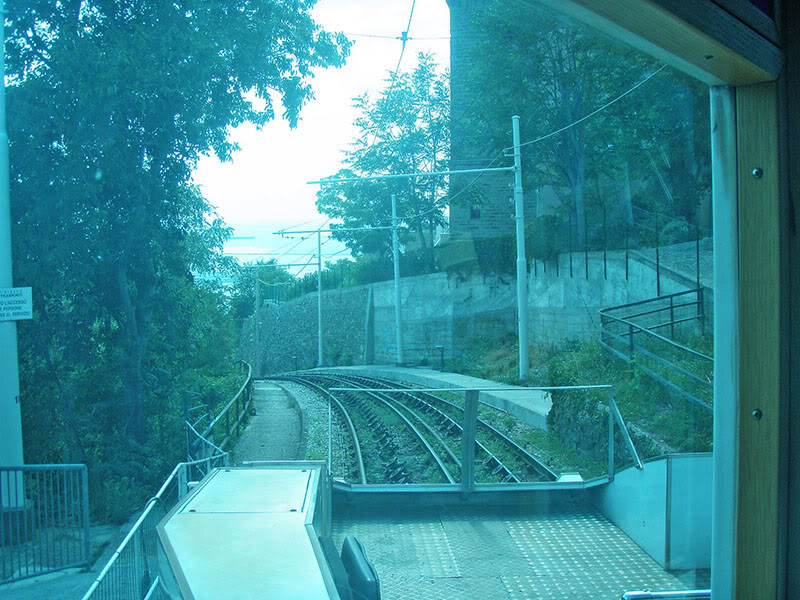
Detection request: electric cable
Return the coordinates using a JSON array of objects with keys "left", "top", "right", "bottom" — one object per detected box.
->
[{"left": 504, "top": 65, "right": 668, "bottom": 151}]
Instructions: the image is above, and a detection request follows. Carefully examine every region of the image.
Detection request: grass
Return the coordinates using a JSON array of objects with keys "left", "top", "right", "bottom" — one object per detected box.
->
[{"left": 445, "top": 335, "right": 714, "bottom": 463}]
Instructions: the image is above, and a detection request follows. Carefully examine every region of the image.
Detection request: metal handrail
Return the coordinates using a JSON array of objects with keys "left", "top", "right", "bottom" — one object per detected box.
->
[
  {"left": 201, "top": 361, "right": 253, "bottom": 441},
  {"left": 600, "top": 311, "right": 712, "bottom": 363},
  {"left": 601, "top": 288, "right": 702, "bottom": 313},
  {"left": 81, "top": 454, "right": 227, "bottom": 600},
  {"left": 186, "top": 420, "right": 227, "bottom": 458},
  {"left": 622, "top": 590, "right": 710, "bottom": 599}
]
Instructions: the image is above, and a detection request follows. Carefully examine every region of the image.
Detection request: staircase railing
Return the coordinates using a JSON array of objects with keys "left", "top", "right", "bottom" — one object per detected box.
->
[{"left": 599, "top": 289, "right": 712, "bottom": 412}]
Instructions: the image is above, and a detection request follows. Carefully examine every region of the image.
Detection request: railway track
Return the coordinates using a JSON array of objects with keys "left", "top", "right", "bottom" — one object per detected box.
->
[{"left": 271, "top": 373, "right": 557, "bottom": 485}]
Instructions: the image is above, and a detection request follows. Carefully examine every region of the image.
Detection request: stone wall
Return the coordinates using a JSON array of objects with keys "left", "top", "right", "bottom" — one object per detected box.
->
[
  {"left": 528, "top": 251, "right": 711, "bottom": 345},
  {"left": 240, "top": 246, "right": 709, "bottom": 373},
  {"left": 247, "top": 286, "right": 371, "bottom": 375}
]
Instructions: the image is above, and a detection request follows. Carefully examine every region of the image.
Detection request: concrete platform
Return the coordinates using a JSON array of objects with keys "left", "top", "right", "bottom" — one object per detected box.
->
[
  {"left": 331, "top": 501, "right": 687, "bottom": 600},
  {"left": 317, "top": 365, "right": 552, "bottom": 430}
]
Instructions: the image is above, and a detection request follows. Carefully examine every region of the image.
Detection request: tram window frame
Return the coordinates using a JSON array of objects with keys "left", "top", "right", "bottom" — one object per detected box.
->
[{"left": 521, "top": 1, "right": 789, "bottom": 598}]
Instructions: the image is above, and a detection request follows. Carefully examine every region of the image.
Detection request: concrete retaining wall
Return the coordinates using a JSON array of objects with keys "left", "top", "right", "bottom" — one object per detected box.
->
[{"left": 241, "top": 247, "right": 708, "bottom": 374}]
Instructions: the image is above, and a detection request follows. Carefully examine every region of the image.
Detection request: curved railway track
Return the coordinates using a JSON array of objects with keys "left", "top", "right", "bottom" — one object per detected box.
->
[{"left": 271, "top": 373, "right": 557, "bottom": 485}]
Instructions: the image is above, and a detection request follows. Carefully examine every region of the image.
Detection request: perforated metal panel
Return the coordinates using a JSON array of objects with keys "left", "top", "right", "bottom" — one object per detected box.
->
[{"left": 332, "top": 502, "right": 686, "bottom": 600}]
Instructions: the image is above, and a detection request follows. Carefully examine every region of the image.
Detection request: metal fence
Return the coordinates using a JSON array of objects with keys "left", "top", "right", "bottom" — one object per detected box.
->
[
  {"left": 80, "top": 454, "right": 227, "bottom": 600},
  {"left": 1, "top": 464, "right": 90, "bottom": 584},
  {"left": 185, "top": 361, "right": 254, "bottom": 459},
  {"left": 599, "top": 289, "right": 713, "bottom": 412}
]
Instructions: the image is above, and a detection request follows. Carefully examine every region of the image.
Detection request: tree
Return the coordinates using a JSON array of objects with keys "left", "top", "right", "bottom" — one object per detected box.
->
[
  {"left": 229, "top": 260, "right": 295, "bottom": 327},
  {"left": 316, "top": 53, "right": 449, "bottom": 267},
  {"left": 7, "top": 0, "right": 351, "bottom": 447},
  {"left": 457, "top": 2, "right": 710, "bottom": 244}
]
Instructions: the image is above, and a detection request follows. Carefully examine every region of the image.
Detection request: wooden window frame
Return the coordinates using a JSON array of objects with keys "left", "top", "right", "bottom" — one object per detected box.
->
[{"left": 531, "top": 1, "right": 788, "bottom": 597}]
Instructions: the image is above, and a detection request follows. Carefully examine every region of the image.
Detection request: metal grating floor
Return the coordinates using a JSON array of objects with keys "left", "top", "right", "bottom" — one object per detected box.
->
[{"left": 331, "top": 501, "right": 688, "bottom": 600}]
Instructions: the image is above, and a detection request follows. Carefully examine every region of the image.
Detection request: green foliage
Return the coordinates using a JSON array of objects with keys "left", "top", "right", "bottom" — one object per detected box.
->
[
  {"left": 525, "top": 216, "right": 569, "bottom": 263},
  {"left": 316, "top": 53, "right": 449, "bottom": 268},
  {"left": 471, "top": 234, "right": 516, "bottom": 276},
  {"left": 8, "top": 0, "right": 349, "bottom": 522},
  {"left": 459, "top": 3, "right": 711, "bottom": 240},
  {"left": 447, "top": 335, "right": 712, "bottom": 466}
]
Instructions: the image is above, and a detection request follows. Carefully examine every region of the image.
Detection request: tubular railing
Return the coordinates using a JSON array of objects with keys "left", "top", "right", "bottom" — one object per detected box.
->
[
  {"left": 622, "top": 590, "right": 711, "bottom": 599},
  {"left": 1, "top": 464, "right": 90, "bottom": 584},
  {"left": 328, "top": 384, "right": 642, "bottom": 490},
  {"left": 185, "top": 361, "right": 254, "bottom": 460},
  {"left": 80, "top": 454, "right": 228, "bottom": 600},
  {"left": 599, "top": 289, "right": 713, "bottom": 412}
]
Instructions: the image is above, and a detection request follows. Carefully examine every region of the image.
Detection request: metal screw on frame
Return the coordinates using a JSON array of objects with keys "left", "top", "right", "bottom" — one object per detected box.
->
[
  {"left": 752, "top": 167, "right": 763, "bottom": 179},
  {"left": 752, "top": 408, "right": 763, "bottom": 420}
]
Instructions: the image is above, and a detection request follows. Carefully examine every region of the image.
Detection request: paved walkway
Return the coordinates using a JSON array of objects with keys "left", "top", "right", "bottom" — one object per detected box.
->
[
  {"left": 230, "top": 382, "right": 302, "bottom": 464},
  {"left": 319, "top": 365, "right": 552, "bottom": 429}
]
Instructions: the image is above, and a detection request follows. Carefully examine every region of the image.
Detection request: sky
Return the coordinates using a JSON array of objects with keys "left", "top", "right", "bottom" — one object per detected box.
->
[{"left": 191, "top": 1, "right": 451, "bottom": 273}]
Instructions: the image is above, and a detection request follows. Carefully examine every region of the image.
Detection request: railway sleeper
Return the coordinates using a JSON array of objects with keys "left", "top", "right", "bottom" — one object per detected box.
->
[{"left": 386, "top": 467, "right": 407, "bottom": 482}]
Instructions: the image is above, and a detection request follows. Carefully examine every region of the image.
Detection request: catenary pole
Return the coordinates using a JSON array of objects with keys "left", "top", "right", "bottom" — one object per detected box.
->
[
  {"left": 391, "top": 194, "right": 404, "bottom": 365},
  {"left": 317, "top": 231, "right": 323, "bottom": 366},
  {"left": 254, "top": 275, "right": 261, "bottom": 376},
  {"left": 512, "top": 116, "right": 529, "bottom": 381},
  {"left": 0, "top": 1, "right": 25, "bottom": 504}
]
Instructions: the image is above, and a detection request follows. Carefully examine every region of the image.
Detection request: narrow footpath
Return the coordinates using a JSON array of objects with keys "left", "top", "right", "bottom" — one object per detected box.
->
[{"left": 230, "top": 381, "right": 302, "bottom": 464}]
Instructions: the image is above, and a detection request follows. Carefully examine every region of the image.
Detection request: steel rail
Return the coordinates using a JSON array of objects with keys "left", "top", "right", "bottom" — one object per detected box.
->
[
  {"left": 272, "top": 376, "right": 366, "bottom": 484},
  {"left": 354, "top": 375, "right": 558, "bottom": 481},
  {"left": 384, "top": 394, "right": 462, "bottom": 470},
  {"left": 317, "top": 375, "right": 456, "bottom": 485},
  {"left": 335, "top": 374, "right": 522, "bottom": 483}
]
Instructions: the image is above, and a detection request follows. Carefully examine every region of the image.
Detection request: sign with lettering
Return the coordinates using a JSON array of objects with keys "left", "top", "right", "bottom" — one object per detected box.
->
[{"left": 0, "top": 287, "right": 33, "bottom": 321}]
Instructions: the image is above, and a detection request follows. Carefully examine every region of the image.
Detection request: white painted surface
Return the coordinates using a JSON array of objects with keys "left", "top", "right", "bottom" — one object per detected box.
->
[
  {"left": 669, "top": 455, "right": 713, "bottom": 569},
  {"left": 591, "top": 459, "right": 669, "bottom": 566},
  {"left": 162, "top": 468, "right": 331, "bottom": 599}
]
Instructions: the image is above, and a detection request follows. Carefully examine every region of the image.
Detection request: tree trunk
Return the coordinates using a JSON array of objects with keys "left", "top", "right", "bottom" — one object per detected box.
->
[{"left": 116, "top": 261, "right": 154, "bottom": 445}]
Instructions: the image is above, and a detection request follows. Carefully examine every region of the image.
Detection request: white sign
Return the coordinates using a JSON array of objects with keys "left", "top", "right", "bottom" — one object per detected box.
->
[{"left": 0, "top": 287, "right": 33, "bottom": 321}]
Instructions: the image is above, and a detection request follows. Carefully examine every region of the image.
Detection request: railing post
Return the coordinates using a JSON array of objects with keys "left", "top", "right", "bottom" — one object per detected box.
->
[
  {"left": 81, "top": 465, "right": 90, "bottom": 565},
  {"left": 699, "top": 288, "right": 706, "bottom": 335},
  {"left": 182, "top": 392, "right": 190, "bottom": 462},
  {"left": 603, "top": 204, "right": 607, "bottom": 280},
  {"left": 669, "top": 295, "right": 675, "bottom": 340},
  {"left": 608, "top": 390, "right": 616, "bottom": 479},
  {"left": 235, "top": 394, "right": 241, "bottom": 437},
  {"left": 625, "top": 224, "right": 629, "bottom": 280},
  {"left": 655, "top": 211, "right": 661, "bottom": 296},
  {"left": 178, "top": 464, "right": 187, "bottom": 499},
  {"left": 461, "top": 390, "right": 479, "bottom": 495},
  {"left": 133, "top": 525, "right": 145, "bottom": 599},
  {"left": 569, "top": 210, "right": 573, "bottom": 277},
  {"left": 628, "top": 323, "right": 635, "bottom": 362}
]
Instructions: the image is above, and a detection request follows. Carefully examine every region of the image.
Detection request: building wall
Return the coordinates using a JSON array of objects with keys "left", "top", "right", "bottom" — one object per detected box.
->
[{"left": 447, "top": 0, "right": 537, "bottom": 238}]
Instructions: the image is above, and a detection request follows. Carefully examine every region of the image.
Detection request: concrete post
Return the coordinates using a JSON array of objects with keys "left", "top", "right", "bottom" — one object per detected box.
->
[
  {"left": 391, "top": 194, "right": 404, "bottom": 365},
  {"left": 460, "top": 390, "right": 479, "bottom": 494},
  {"left": 512, "top": 116, "right": 529, "bottom": 380},
  {"left": 317, "top": 231, "right": 323, "bottom": 367},
  {"left": 0, "top": 2, "right": 26, "bottom": 507}
]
